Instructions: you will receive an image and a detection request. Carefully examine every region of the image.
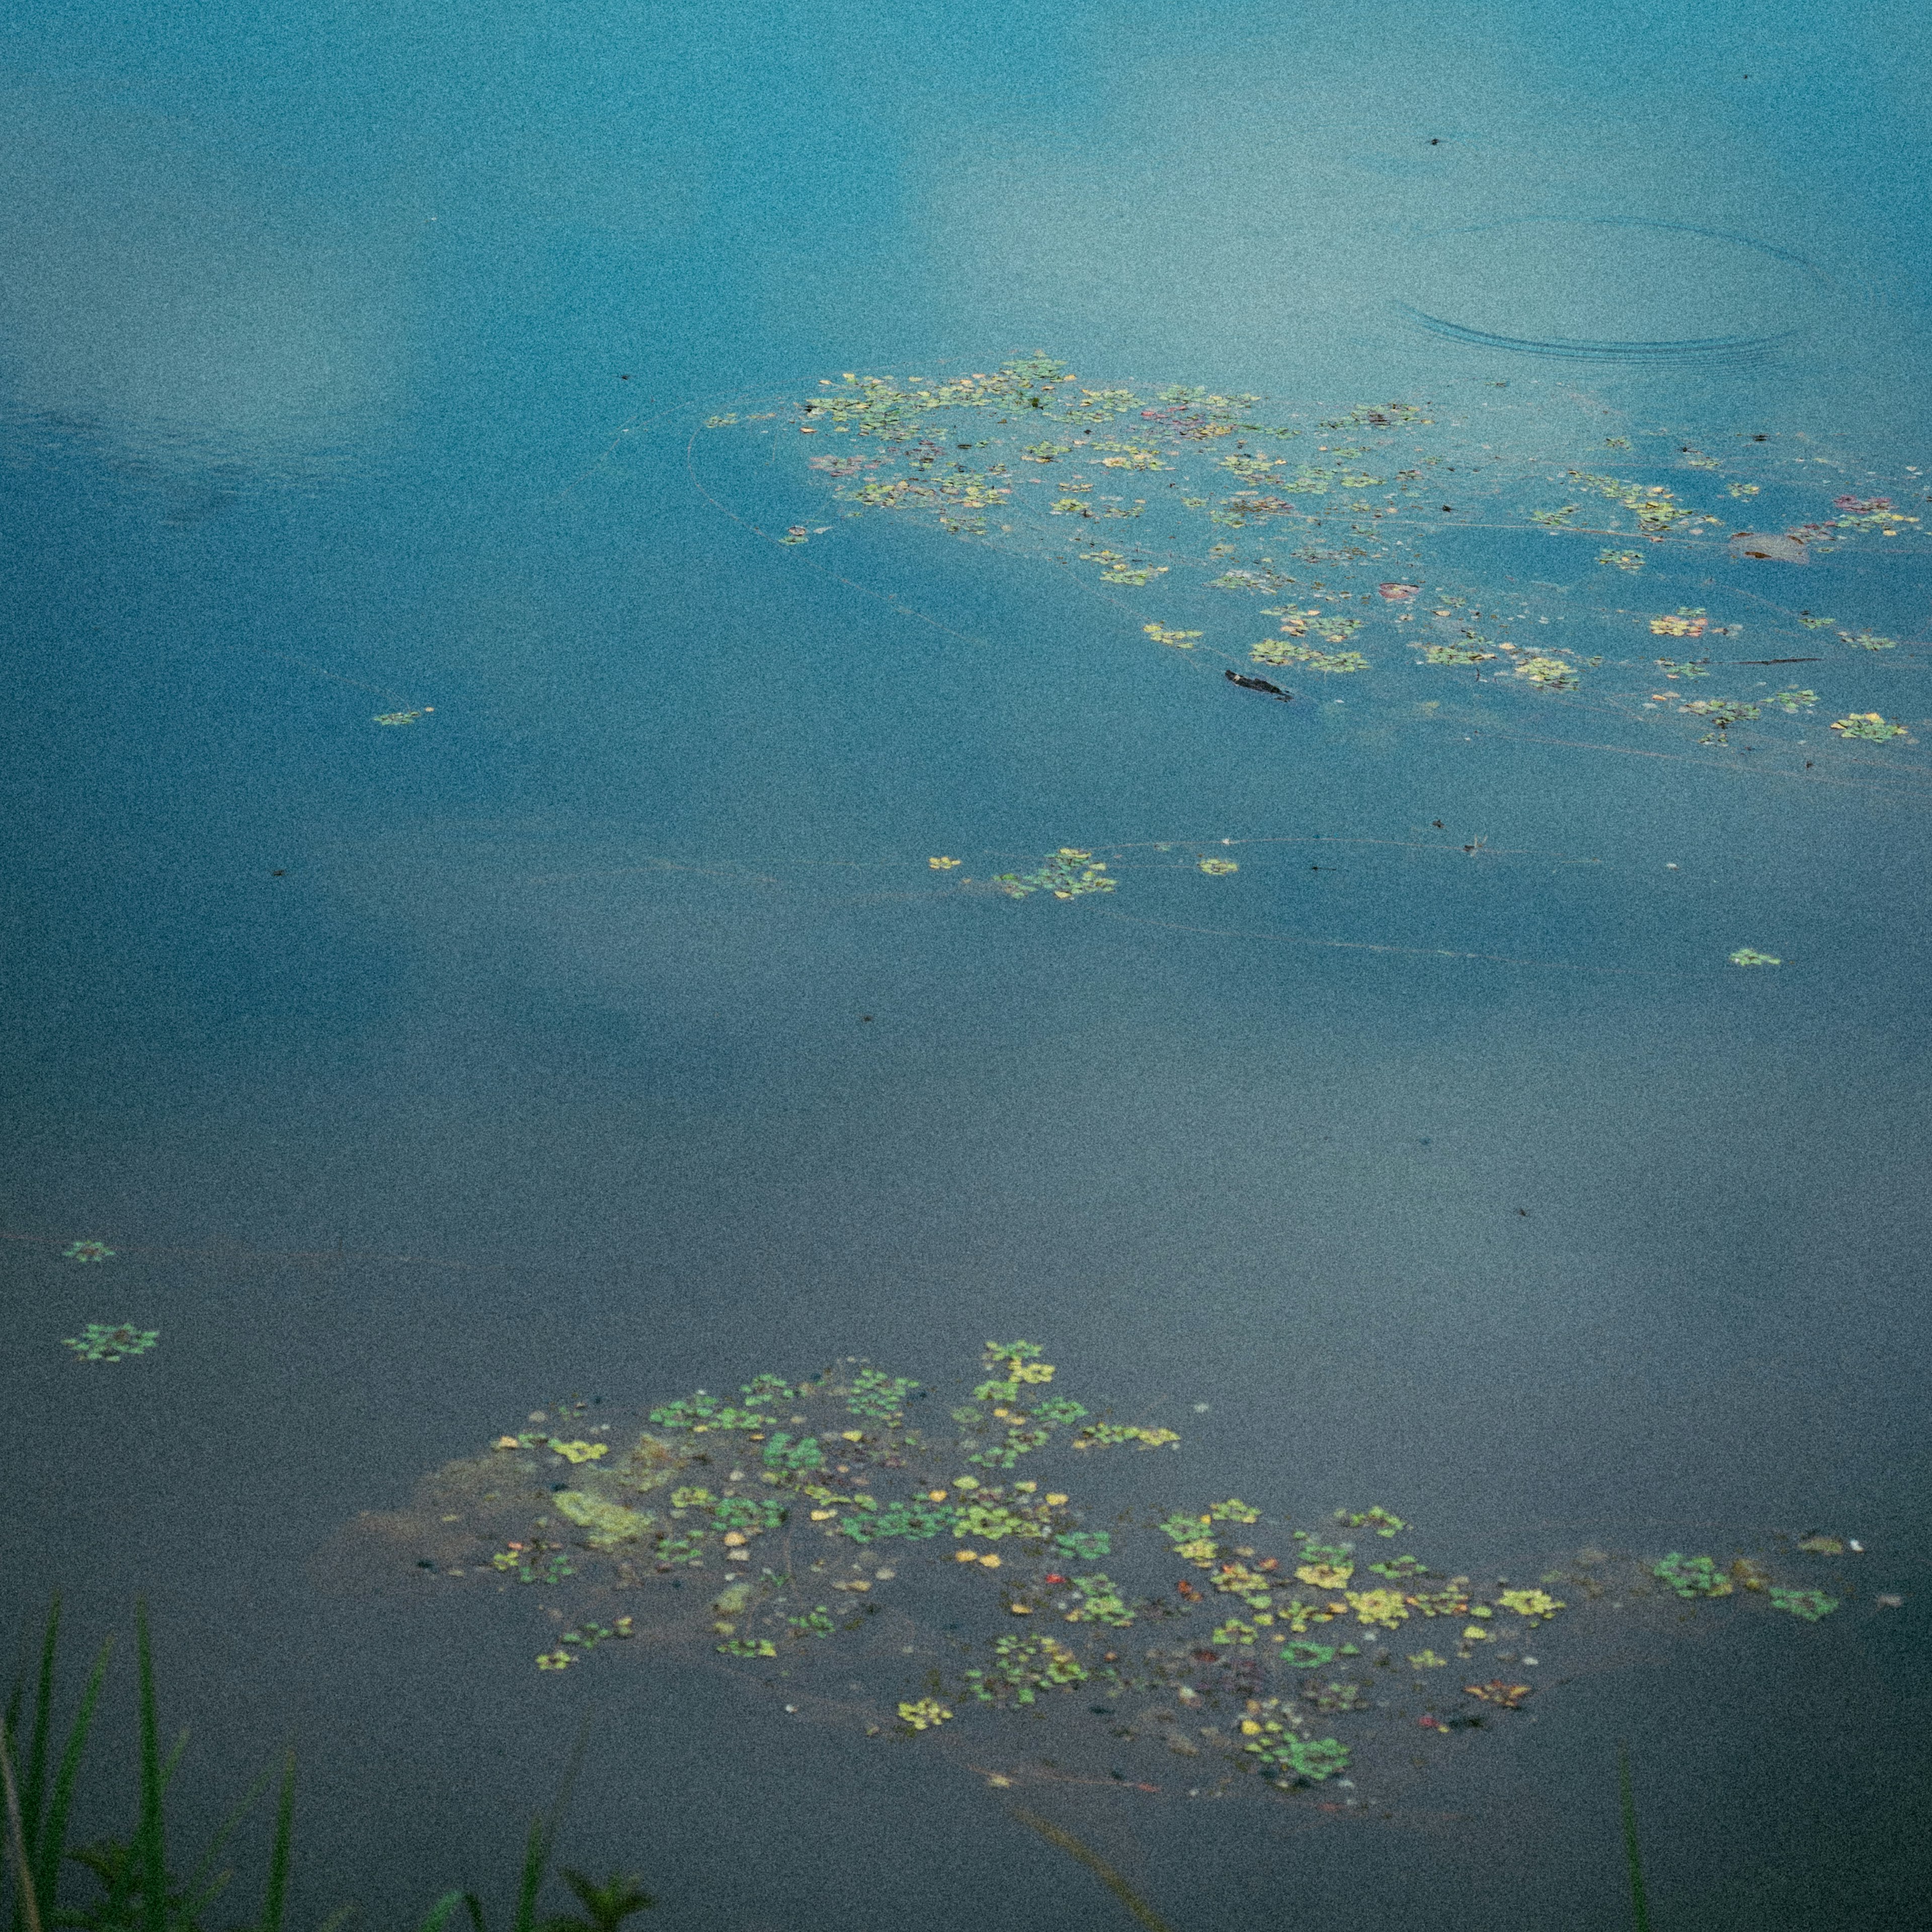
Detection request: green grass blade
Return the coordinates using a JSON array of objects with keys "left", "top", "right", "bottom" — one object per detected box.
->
[
  {"left": 513, "top": 1719, "right": 589, "bottom": 1932},
  {"left": 181, "top": 1762, "right": 276, "bottom": 1893},
  {"left": 0, "top": 1719, "right": 45, "bottom": 1932},
  {"left": 1618, "top": 1742, "right": 1652, "bottom": 1932},
  {"left": 258, "top": 1749, "right": 295, "bottom": 1932},
  {"left": 458, "top": 1890, "right": 488, "bottom": 1932},
  {"left": 33, "top": 1636, "right": 112, "bottom": 1920},
  {"left": 133, "top": 1603, "right": 167, "bottom": 1932},
  {"left": 17, "top": 1601, "right": 59, "bottom": 1862},
  {"left": 510, "top": 1819, "right": 549, "bottom": 1932},
  {"left": 314, "top": 1904, "right": 356, "bottom": 1932}
]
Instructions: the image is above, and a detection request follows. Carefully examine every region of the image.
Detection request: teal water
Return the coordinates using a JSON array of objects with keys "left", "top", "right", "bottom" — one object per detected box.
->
[{"left": 4, "top": 4, "right": 1930, "bottom": 1928}]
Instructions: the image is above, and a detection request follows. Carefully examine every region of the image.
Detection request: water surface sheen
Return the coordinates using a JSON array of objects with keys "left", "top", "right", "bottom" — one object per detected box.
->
[{"left": 3, "top": 4, "right": 1929, "bottom": 1929}]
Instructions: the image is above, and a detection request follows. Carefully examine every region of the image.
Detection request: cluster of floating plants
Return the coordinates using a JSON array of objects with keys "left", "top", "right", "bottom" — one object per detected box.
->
[
  {"left": 327, "top": 1341, "right": 1876, "bottom": 1813},
  {"left": 62, "top": 1323, "right": 158, "bottom": 1362},
  {"left": 988, "top": 849, "right": 1117, "bottom": 901},
  {"left": 693, "top": 358, "right": 1926, "bottom": 779}
]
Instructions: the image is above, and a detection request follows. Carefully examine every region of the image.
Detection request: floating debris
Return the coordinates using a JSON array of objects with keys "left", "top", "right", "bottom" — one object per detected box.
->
[{"left": 62, "top": 1240, "right": 116, "bottom": 1263}]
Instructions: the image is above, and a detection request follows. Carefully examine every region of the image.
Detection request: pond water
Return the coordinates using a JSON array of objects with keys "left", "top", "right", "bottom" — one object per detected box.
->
[{"left": 4, "top": 5, "right": 1929, "bottom": 1930}]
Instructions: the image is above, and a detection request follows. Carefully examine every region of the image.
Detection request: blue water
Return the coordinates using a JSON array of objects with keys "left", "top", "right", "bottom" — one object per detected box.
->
[{"left": 5, "top": 4, "right": 1930, "bottom": 1928}]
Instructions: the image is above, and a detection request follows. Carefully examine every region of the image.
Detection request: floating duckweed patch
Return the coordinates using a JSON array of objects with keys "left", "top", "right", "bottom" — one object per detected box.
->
[
  {"left": 1495, "top": 1589, "right": 1564, "bottom": 1622},
  {"left": 332, "top": 1340, "right": 1868, "bottom": 1817},
  {"left": 1768, "top": 1587, "right": 1839, "bottom": 1622},
  {"left": 1336, "top": 1506, "right": 1405, "bottom": 1538},
  {"left": 1653, "top": 1553, "right": 1734, "bottom": 1598},
  {"left": 685, "top": 353, "right": 1929, "bottom": 833},
  {"left": 63, "top": 1240, "right": 116, "bottom": 1262},
  {"left": 1251, "top": 640, "right": 1369, "bottom": 673},
  {"left": 1243, "top": 1726, "right": 1351, "bottom": 1784},
  {"left": 1464, "top": 1680, "right": 1531, "bottom": 1709},
  {"left": 1198, "top": 858, "right": 1238, "bottom": 876},
  {"left": 1729, "top": 948, "right": 1782, "bottom": 967},
  {"left": 61, "top": 1322, "right": 156, "bottom": 1361},
  {"left": 1344, "top": 1589, "right": 1409, "bottom": 1629},
  {"left": 991, "top": 849, "right": 1116, "bottom": 901},
  {"left": 552, "top": 1491, "right": 652, "bottom": 1549},
  {"left": 963, "top": 1633, "right": 1088, "bottom": 1705},
  {"left": 1513, "top": 656, "right": 1579, "bottom": 690},
  {"left": 1831, "top": 712, "right": 1910, "bottom": 741},
  {"left": 1794, "top": 1533, "right": 1846, "bottom": 1555},
  {"left": 491, "top": 1540, "right": 576, "bottom": 1585}
]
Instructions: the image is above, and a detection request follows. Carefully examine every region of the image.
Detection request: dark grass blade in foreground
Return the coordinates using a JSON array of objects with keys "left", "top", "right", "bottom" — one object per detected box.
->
[
  {"left": 133, "top": 1603, "right": 165, "bottom": 1932},
  {"left": 1009, "top": 1809, "right": 1173, "bottom": 1932},
  {"left": 258, "top": 1750, "right": 295, "bottom": 1932},
  {"left": 538, "top": 1871, "right": 655, "bottom": 1932},
  {"left": 1, "top": 1709, "right": 46, "bottom": 1932},
  {"left": 9, "top": 1603, "right": 652, "bottom": 1932},
  {"left": 3, "top": 1600, "right": 111, "bottom": 1932},
  {"left": 1619, "top": 1742, "right": 1652, "bottom": 1932},
  {"left": 465, "top": 1719, "right": 591, "bottom": 1932}
]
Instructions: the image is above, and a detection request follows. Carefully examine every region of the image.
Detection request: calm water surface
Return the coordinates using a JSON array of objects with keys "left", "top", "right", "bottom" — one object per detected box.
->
[{"left": 4, "top": 5, "right": 1929, "bottom": 1928}]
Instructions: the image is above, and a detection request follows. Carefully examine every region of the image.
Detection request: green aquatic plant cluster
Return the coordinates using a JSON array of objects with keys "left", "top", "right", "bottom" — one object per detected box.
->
[
  {"left": 1653, "top": 1553, "right": 1733, "bottom": 1598},
  {"left": 699, "top": 357, "right": 1928, "bottom": 781},
  {"left": 1768, "top": 1586, "right": 1839, "bottom": 1622},
  {"left": 989, "top": 849, "right": 1116, "bottom": 902},
  {"left": 329, "top": 1341, "right": 1873, "bottom": 1817},
  {"left": 1831, "top": 712, "right": 1910, "bottom": 741},
  {"left": 60, "top": 1325, "right": 157, "bottom": 1363},
  {"left": 1249, "top": 640, "right": 1368, "bottom": 674},
  {"left": 962, "top": 1633, "right": 1089, "bottom": 1707}
]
